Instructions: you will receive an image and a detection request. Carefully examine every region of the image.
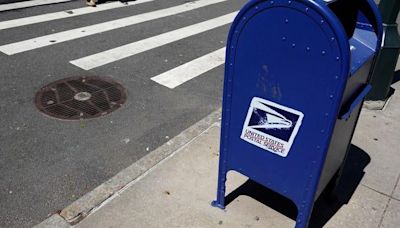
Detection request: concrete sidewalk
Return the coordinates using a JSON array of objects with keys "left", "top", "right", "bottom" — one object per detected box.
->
[{"left": 45, "top": 82, "right": 400, "bottom": 227}]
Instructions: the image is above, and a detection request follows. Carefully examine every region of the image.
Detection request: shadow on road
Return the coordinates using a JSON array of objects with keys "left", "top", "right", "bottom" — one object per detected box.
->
[{"left": 224, "top": 144, "right": 370, "bottom": 228}]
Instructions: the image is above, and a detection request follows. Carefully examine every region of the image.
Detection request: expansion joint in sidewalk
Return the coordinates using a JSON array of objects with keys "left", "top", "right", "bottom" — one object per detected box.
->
[
  {"left": 360, "top": 184, "right": 393, "bottom": 198},
  {"left": 377, "top": 173, "right": 400, "bottom": 228}
]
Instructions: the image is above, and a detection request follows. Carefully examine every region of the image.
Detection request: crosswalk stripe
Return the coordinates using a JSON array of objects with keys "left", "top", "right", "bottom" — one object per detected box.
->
[
  {"left": 70, "top": 12, "right": 236, "bottom": 70},
  {"left": 0, "top": 0, "right": 71, "bottom": 12},
  {"left": 0, "top": 0, "right": 227, "bottom": 55},
  {"left": 0, "top": 0, "right": 155, "bottom": 31},
  {"left": 151, "top": 48, "right": 226, "bottom": 89}
]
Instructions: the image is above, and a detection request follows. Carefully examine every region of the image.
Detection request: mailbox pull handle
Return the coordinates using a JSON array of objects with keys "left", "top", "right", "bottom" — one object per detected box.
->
[{"left": 340, "top": 84, "right": 372, "bottom": 120}]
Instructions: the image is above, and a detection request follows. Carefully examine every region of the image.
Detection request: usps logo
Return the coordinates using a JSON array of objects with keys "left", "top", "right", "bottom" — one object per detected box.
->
[{"left": 241, "top": 97, "right": 304, "bottom": 157}]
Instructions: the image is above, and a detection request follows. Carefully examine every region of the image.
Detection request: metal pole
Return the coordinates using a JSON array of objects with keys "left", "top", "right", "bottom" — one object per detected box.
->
[{"left": 366, "top": 0, "right": 400, "bottom": 102}]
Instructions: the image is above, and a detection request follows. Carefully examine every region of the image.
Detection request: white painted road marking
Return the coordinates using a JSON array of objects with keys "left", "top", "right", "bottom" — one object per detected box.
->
[
  {"left": 0, "top": 0, "right": 155, "bottom": 31},
  {"left": 151, "top": 48, "right": 226, "bottom": 89},
  {"left": 0, "top": 0, "right": 71, "bottom": 12},
  {"left": 70, "top": 13, "right": 236, "bottom": 70},
  {"left": 0, "top": 0, "right": 227, "bottom": 55}
]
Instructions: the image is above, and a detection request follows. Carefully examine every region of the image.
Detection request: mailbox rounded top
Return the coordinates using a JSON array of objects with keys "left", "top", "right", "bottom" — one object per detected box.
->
[{"left": 227, "top": 0, "right": 351, "bottom": 79}]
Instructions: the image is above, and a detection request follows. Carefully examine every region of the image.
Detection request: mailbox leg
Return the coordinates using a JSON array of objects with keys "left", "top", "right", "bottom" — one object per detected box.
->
[
  {"left": 211, "top": 173, "right": 227, "bottom": 209},
  {"left": 295, "top": 203, "right": 314, "bottom": 228},
  {"left": 326, "top": 148, "right": 351, "bottom": 202},
  {"left": 211, "top": 161, "right": 227, "bottom": 209}
]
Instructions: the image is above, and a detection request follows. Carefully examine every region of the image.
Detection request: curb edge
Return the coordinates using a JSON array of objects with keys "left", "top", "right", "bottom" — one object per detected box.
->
[{"left": 34, "top": 108, "right": 221, "bottom": 227}]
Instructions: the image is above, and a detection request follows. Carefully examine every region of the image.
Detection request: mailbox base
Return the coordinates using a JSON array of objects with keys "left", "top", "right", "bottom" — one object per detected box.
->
[{"left": 211, "top": 200, "right": 225, "bottom": 210}]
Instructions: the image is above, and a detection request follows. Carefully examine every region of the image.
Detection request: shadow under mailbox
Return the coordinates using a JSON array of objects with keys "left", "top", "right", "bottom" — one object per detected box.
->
[{"left": 224, "top": 145, "right": 371, "bottom": 228}]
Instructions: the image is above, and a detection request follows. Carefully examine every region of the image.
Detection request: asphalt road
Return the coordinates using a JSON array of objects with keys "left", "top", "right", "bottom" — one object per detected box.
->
[{"left": 0, "top": 0, "right": 247, "bottom": 227}]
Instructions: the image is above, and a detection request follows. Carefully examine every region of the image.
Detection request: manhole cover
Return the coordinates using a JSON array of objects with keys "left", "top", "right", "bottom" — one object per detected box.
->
[{"left": 35, "top": 76, "right": 127, "bottom": 120}]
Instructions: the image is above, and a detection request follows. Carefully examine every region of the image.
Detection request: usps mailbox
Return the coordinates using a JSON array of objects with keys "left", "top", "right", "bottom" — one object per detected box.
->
[{"left": 212, "top": 0, "right": 383, "bottom": 227}]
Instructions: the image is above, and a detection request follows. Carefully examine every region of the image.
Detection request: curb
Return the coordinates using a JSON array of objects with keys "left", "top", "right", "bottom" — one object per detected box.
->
[
  {"left": 33, "top": 214, "right": 70, "bottom": 228},
  {"left": 34, "top": 109, "right": 221, "bottom": 227}
]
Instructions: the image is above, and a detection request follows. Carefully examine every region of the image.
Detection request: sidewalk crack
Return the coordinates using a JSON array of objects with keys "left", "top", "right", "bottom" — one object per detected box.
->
[
  {"left": 360, "top": 184, "right": 391, "bottom": 198},
  {"left": 391, "top": 174, "right": 400, "bottom": 201},
  {"left": 377, "top": 173, "right": 400, "bottom": 228}
]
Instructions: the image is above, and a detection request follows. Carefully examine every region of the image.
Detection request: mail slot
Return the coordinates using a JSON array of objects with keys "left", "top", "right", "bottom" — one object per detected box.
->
[{"left": 212, "top": 0, "right": 383, "bottom": 227}]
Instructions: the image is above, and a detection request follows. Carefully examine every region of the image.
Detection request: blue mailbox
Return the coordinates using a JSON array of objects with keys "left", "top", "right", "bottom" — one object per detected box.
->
[{"left": 212, "top": 0, "right": 383, "bottom": 227}]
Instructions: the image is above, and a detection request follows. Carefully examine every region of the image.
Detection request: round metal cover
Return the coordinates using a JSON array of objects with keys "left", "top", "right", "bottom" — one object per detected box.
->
[{"left": 35, "top": 76, "right": 127, "bottom": 120}]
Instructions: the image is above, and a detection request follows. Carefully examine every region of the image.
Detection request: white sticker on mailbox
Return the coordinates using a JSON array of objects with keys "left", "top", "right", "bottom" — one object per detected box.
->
[{"left": 241, "top": 97, "right": 304, "bottom": 157}]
